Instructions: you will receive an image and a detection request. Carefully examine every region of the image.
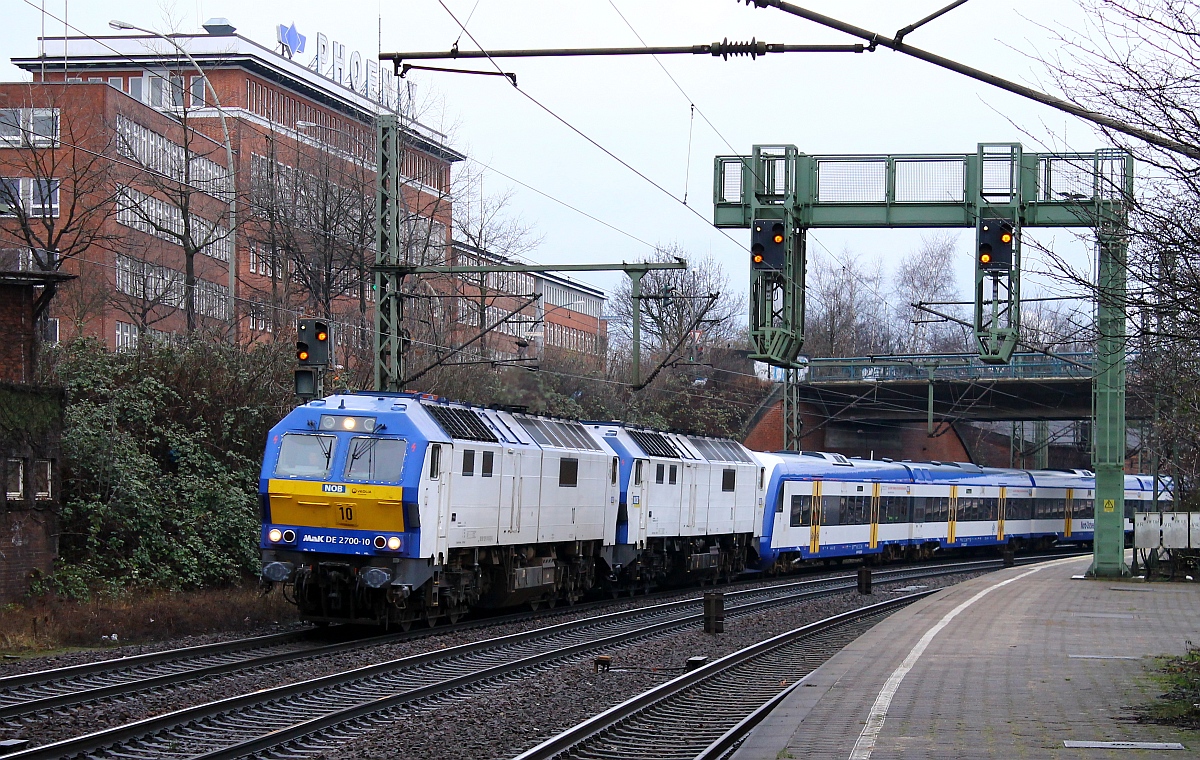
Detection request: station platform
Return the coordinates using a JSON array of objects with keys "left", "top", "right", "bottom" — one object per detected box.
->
[{"left": 732, "top": 554, "right": 1200, "bottom": 759}]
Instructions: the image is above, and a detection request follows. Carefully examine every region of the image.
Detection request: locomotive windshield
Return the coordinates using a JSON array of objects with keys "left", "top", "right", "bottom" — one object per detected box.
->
[
  {"left": 275, "top": 434, "right": 336, "bottom": 479},
  {"left": 344, "top": 437, "right": 406, "bottom": 482}
]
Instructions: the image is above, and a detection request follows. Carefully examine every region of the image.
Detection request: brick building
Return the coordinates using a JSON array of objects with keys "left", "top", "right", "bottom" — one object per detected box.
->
[
  {"left": 2, "top": 23, "right": 608, "bottom": 368},
  {"left": 0, "top": 261, "right": 66, "bottom": 602}
]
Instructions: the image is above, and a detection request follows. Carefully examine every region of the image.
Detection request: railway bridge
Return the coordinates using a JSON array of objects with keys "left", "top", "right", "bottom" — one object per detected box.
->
[{"left": 744, "top": 352, "right": 1145, "bottom": 469}]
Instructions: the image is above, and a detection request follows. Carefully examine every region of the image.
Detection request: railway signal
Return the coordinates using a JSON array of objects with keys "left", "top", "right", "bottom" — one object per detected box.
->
[
  {"left": 297, "top": 319, "right": 331, "bottom": 366},
  {"left": 977, "top": 218, "right": 1014, "bottom": 271},
  {"left": 751, "top": 219, "right": 786, "bottom": 270}
]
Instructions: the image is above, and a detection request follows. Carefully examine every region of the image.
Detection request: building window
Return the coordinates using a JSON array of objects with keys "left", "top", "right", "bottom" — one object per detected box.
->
[
  {"left": 33, "top": 460, "right": 52, "bottom": 500},
  {"left": 0, "top": 108, "right": 58, "bottom": 147},
  {"left": 129, "top": 76, "right": 144, "bottom": 102},
  {"left": 5, "top": 459, "right": 22, "bottom": 499},
  {"left": 31, "top": 179, "right": 59, "bottom": 217},
  {"left": 108, "top": 76, "right": 123, "bottom": 90},
  {"left": 190, "top": 76, "right": 206, "bottom": 107},
  {"left": 115, "top": 321, "right": 138, "bottom": 352},
  {"left": 0, "top": 178, "right": 18, "bottom": 215},
  {"left": 559, "top": 458, "right": 579, "bottom": 488}
]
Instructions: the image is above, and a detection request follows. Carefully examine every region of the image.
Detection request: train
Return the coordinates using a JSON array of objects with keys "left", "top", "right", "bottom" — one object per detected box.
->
[{"left": 258, "top": 392, "right": 1169, "bottom": 628}]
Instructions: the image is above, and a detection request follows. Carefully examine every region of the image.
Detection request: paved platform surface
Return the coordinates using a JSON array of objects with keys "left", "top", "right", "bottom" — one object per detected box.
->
[{"left": 732, "top": 555, "right": 1200, "bottom": 759}]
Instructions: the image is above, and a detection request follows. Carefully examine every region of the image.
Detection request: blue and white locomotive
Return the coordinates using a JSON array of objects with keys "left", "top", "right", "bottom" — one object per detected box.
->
[{"left": 259, "top": 392, "right": 1167, "bottom": 627}]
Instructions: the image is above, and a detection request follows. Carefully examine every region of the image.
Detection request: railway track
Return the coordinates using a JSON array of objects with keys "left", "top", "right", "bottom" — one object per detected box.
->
[
  {"left": 0, "top": 551, "right": 1077, "bottom": 731},
  {"left": 513, "top": 593, "right": 929, "bottom": 760},
  {"left": 6, "top": 560, "right": 991, "bottom": 760}
]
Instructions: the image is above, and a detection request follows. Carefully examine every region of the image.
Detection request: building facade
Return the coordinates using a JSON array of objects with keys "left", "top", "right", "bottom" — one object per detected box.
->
[{"left": 3, "top": 22, "right": 607, "bottom": 372}]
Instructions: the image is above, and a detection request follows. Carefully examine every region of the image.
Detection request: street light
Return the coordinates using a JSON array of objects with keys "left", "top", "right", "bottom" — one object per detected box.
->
[{"left": 109, "top": 19, "right": 238, "bottom": 336}]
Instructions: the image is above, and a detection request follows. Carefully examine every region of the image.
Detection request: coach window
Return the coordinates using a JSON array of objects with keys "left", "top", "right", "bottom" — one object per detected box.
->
[
  {"left": 722, "top": 469, "right": 736, "bottom": 492},
  {"left": 482, "top": 451, "right": 494, "bottom": 478},
  {"left": 462, "top": 449, "right": 475, "bottom": 477},
  {"left": 821, "top": 495, "right": 841, "bottom": 526},
  {"left": 759, "top": 468, "right": 765, "bottom": 489},
  {"left": 559, "top": 458, "right": 579, "bottom": 487},
  {"left": 669, "top": 465, "right": 678, "bottom": 485},
  {"left": 656, "top": 463, "right": 665, "bottom": 484},
  {"left": 634, "top": 460, "right": 644, "bottom": 485},
  {"left": 912, "top": 497, "right": 926, "bottom": 522},
  {"left": 275, "top": 434, "right": 335, "bottom": 479},
  {"left": 790, "top": 494, "right": 812, "bottom": 527},
  {"left": 611, "top": 457, "right": 619, "bottom": 485},
  {"left": 429, "top": 444, "right": 441, "bottom": 479}
]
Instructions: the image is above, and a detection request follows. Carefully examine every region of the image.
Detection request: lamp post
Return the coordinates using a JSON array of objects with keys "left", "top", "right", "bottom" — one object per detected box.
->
[{"left": 109, "top": 20, "right": 238, "bottom": 338}]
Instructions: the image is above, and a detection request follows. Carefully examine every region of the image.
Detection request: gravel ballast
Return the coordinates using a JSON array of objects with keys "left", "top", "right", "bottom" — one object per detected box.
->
[{"left": 0, "top": 569, "right": 983, "bottom": 749}]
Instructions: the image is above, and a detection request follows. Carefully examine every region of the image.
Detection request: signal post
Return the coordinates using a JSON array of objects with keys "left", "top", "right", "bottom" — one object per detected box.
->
[{"left": 715, "top": 143, "right": 1134, "bottom": 577}]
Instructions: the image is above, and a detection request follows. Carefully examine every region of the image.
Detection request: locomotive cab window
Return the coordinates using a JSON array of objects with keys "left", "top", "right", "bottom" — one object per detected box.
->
[
  {"left": 559, "top": 458, "right": 579, "bottom": 487},
  {"left": 722, "top": 469, "right": 736, "bottom": 492},
  {"left": 462, "top": 449, "right": 475, "bottom": 477},
  {"left": 634, "top": 460, "right": 644, "bottom": 485},
  {"left": 344, "top": 438, "right": 406, "bottom": 483},
  {"left": 611, "top": 457, "right": 619, "bottom": 485},
  {"left": 275, "top": 434, "right": 336, "bottom": 479}
]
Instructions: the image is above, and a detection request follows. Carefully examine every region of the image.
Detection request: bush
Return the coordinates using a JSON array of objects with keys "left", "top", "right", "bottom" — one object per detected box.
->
[{"left": 38, "top": 337, "right": 295, "bottom": 597}]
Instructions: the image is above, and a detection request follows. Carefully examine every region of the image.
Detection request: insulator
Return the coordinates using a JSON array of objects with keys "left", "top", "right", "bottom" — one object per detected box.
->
[{"left": 711, "top": 37, "right": 769, "bottom": 60}]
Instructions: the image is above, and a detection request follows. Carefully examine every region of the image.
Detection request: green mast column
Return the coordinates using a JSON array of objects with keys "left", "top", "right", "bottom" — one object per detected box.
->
[{"left": 1090, "top": 207, "right": 1129, "bottom": 577}]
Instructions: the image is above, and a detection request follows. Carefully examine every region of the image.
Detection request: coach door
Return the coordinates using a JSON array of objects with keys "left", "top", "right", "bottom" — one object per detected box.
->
[
  {"left": 809, "top": 481, "right": 823, "bottom": 555},
  {"left": 869, "top": 482, "right": 881, "bottom": 549},
  {"left": 1064, "top": 488, "right": 1074, "bottom": 538},
  {"left": 947, "top": 485, "right": 959, "bottom": 544},
  {"left": 633, "top": 459, "right": 649, "bottom": 543},
  {"left": 997, "top": 487, "right": 1006, "bottom": 542}
]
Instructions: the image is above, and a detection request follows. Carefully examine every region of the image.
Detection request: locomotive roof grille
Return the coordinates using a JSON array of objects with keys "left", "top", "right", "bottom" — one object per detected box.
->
[
  {"left": 687, "top": 436, "right": 753, "bottom": 463},
  {"left": 628, "top": 430, "right": 681, "bottom": 459},
  {"left": 515, "top": 416, "right": 601, "bottom": 451},
  {"left": 424, "top": 404, "right": 499, "bottom": 443}
]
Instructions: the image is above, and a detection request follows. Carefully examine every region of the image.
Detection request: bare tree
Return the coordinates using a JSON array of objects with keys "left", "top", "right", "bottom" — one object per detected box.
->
[
  {"left": 113, "top": 73, "right": 234, "bottom": 335},
  {"left": 804, "top": 248, "right": 893, "bottom": 357},
  {"left": 1035, "top": 0, "right": 1200, "bottom": 496},
  {"left": 892, "top": 233, "right": 970, "bottom": 354},
  {"left": 0, "top": 85, "right": 120, "bottom": 319},
  {"left": 610, "top": 245, "right": 743, "bottom": 357}
]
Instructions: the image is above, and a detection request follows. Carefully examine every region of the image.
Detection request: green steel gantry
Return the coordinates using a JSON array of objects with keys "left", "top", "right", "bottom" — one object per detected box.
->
[{"left": 713, "top": 142, "right": 1133, "bottom": 577}]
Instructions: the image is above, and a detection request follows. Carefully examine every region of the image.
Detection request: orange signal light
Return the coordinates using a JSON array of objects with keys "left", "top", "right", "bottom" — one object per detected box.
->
[
  {"left": 753, "top": 253, "right": 764, "bottom": 264},
  {"left": 773, "top": 234, "right": 784, "bottom": 244},
  {"left": 1000, "top": 232, "right": 1012, "bottom": 244},
  {"left": 298, "top": 350, "right": 310, "bottom": 361},
  {"left": 980, "top": 253, "right": 992, "bottom": 264},
  {"left": 316, "top": 331, "right": 328, "bottom": 341}
]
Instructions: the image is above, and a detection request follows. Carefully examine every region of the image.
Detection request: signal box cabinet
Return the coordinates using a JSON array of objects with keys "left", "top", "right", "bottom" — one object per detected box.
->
[
  {"left": 1134, "top": 512, "right": 1161, "bottom": 549},
  {"left": 1162, "top": 512, "right": 1190, "bottom": 549}
]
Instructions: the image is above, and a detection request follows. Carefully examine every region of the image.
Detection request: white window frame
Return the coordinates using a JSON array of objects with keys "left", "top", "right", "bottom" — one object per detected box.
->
[
  {"left": 6, "top": 459, "right": 24, "bottom": 499},
  {"left": 33, "top": 460, "right": 52, "bottom": 500}
]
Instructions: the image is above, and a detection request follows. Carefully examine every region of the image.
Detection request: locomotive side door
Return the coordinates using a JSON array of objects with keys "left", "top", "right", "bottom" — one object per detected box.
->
[
  {"left": 423, "top": 443, "right": 451, "bottom": 559},
  {"left": 632, "top": 459, "right": 649, "bottom": 544}
]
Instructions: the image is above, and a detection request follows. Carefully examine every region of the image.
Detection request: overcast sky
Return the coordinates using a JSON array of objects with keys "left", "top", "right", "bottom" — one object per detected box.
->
[{"left": 3, "top": 0, "right": 1106, "bottom": 315}]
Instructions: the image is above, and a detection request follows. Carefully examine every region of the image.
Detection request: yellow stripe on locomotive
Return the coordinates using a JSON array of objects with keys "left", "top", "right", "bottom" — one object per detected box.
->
[{"left": 267, "top": 478, "right": 405, "bottom": 533}]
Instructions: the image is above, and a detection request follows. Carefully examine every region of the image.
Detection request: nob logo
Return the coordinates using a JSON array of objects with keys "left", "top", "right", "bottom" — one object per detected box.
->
[{"left": 322, "top": 484, "right": 346, "bottom": 494}]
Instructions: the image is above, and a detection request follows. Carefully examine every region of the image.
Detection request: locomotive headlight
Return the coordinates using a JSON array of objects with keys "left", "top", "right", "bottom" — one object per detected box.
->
[
  {"left": 342, "top": 417, "right": 357, "bottom": 430},
  {"left": 387, "top": 536, "right": 402, "bottom": 551},
  {"left": 268, "top": 528, "right": 283, "bottom": 543}
]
